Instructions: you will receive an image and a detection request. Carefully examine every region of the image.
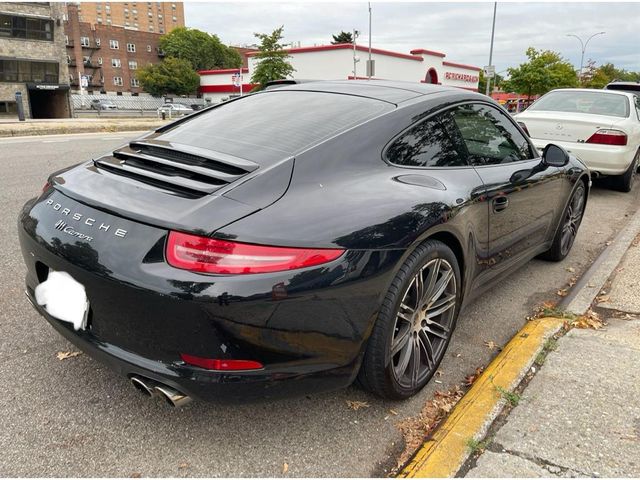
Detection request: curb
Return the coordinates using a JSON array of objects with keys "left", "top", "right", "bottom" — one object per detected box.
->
[
  {"left": 561, "top": 203, "right": 640, "bottom": 315},
  {"left": 398, "top": 317, "right": 565, "bottom": 478},
  {"left": 0, "top": 122, "right": 168, "bottom": 138}
]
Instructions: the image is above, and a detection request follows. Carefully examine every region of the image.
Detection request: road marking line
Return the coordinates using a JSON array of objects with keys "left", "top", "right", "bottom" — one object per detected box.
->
[
  {"left": 398, "top": 317, "right": 565, "bottom": 478},
  {"left": 42, "top": 139, "right": 70, "bottom": 143}
]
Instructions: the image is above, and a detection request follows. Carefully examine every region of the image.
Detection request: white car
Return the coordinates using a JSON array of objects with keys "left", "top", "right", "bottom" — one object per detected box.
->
[
  {"left": 515, "top": 88, "right": 640, "bottom": 191},
  {"left": 157, "top": 103, "right": 193, "bottom": 117}
]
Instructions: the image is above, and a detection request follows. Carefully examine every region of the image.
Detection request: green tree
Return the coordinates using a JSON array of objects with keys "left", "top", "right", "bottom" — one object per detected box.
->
[
  {"left": 582, "top": 59, "right": 610, "bottom": 89},
  {"left": 159, "top": 27, "right": 242, "bottom": 71},
  {"left": 331, "top": 31, "right": 353, "bottom": 44},
  {"left": 501, "top": 47, "right": 578, "bottom": 99},
  {"left": 137, "top": 57, "right": 200, "bottom": 97},
  {"left": 250, "top": 26, "right": 296, "bottom": 90}
]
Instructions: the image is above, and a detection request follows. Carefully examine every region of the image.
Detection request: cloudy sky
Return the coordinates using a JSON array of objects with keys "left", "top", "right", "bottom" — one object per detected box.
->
[{"left": 183, "top": 1, "right": 639, "bottom": 75}]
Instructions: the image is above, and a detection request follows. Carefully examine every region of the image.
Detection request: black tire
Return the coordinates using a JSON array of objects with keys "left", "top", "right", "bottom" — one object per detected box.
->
[
  {"left": 539, "top": 182, "right": 586, "bottom": 262},
  {"left": 358, "top": 240, "right": 462, "bottom": 400},
  {"left": 614, "top": 149, "right": 640, "bottom": 193}
]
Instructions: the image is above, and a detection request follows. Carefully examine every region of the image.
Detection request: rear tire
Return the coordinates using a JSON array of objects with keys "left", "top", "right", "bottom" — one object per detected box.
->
[
  {"left": 539, "top": 182, "right": 586, "bottom": 262},
  {"left": 615, "top": 150, "right": 639, "bottom": 193},
  {"left": 358, "top": 240, "right": 461, "bottom": 400}
]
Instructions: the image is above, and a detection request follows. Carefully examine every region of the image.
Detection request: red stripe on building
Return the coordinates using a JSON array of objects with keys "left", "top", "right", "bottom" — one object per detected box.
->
[
  {"left": 443, "top": 61, "right": 481, "bottom": 71},
  {"left": 199, "top": 84, "right": 257, "bottom": 93},
  {"left": 198, "top": 67, "right": 249, "bottom": 75},
  {"left": 410, "top": 48, "right": 446, "bottom": 58},
  {"left": 245, "top": 43, "right": 423, "bottom": 62}
]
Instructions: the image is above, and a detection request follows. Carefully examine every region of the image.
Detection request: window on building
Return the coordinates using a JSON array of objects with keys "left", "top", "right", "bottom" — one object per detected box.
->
[
  {"left": 124, "top": 21, "right": 130, "bottom": 26},
  {"left": 126, "top": 43, "right": 136, "bottom": 52},
  {"left": 96, "top": 4, "right": 101, "bottom": 10},
  {"left": 95, "top": 38, "right": 101, "bottom": 46},
  {"left": 159, "top": 28, "right": 164, "bottom": 33},
  {"left": 172, "top": 3, "right": 176, "bottom": 8},
  {"left": 106, "top": 19, "right": 112, "bottom": 24},
  {"left": 149, "top": 25, "right": 154, "bottom": 31},
  {"left": 109, "top": 39, "right": 119, "bottom": 49},
  {"left": 132, "top": 9, "right": 137, "bottom": 14},
  {"left": 158, "top": 14, "right": 162, "bottom": 18},
  {"left": 105, "top": 4, "right": 111, "bottom": 10},
  {"left": 98, "top": 57, "right": 103, "bottom": 65},
  {"left": 146, "top": 44, "right": 151, "bottom": 52},
  {"left": 0, "top": 101, "right": 18, "bottom": 117},
  {"left": 113, "top": 76, "right": 123, "bottom": 86},
  {"left": 172, "top": 16, "right": 177, "bottom": 22},
  {"left": 0, "top": 59, "right": 58, "bottom": 83},
  {"left": 130, "top": 77, "right": 140, "bottom": 87},
  {"left": 0, "top": 14, "right": 54, "bottom": 41},
  {"left": 111, "top": 58, "right": 121, "bottom": 68},
  {"left": 80, "top": 36, "right": 90, "bottom": 47},
  {"left": 128, "top": 60, "right": 138, "bottom": 70},
  {"left": 97, "top": 17, "right": 103, "bottom": 23},
  {"left": 124, "top": 8, "right": 129, "bottom": 13},
  {"left": 148, "top": 11, "right": 153, "bottom": 17},
  {"left": 134, "top": 22, "right": 138, "bottom": 27},
  {"left": 83, "top": 55, "right": 91, "bottom": 65},
  {"left": 64, "top": 34, "right": 69, "bottom": 45}
]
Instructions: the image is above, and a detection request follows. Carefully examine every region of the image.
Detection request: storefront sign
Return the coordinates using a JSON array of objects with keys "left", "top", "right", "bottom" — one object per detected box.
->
[{"left": 444, "top": 72, "right": 479, "bottom": 83}]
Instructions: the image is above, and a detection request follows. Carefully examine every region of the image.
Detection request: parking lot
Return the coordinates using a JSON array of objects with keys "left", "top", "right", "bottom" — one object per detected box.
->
[{"left": 1, "top": 131, "right": 639, "bottom": 477}]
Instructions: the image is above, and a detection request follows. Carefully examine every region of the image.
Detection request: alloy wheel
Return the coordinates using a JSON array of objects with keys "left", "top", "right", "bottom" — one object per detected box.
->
[
  {"left": 390, "top": 258, "right": 457, "bottom": 389},
  {"left": 560, "top": 185, "right": 585, "bottom": 256}
]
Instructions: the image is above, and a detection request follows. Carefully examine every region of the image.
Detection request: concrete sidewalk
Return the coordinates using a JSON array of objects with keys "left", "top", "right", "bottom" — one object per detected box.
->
[
  {"left": 0, "top": 117, "right": 170, "bottom": 137},
  {"left": 465, "top": 239, "right": 640, "bottom": 477}
]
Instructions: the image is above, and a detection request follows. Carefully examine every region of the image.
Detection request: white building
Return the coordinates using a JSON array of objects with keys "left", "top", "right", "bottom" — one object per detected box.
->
[{"left": 199, "top": 43, "right": 481, "bottom": 103}]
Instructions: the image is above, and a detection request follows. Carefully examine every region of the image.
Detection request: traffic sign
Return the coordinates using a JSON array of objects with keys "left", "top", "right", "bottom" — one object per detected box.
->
[
  {"left": 81, "top": 75, "right": 89, "bottom": 88},
  {"left": 484, "top": 65, "right": 495, "bottom": 78}
]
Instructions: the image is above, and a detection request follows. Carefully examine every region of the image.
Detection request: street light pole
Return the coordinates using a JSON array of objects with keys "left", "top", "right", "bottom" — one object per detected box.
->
[
  {"left": 368, "top": 2, "right": 372, "bottom": 80},
  {"left": 485, "top": 2, "right": 497, "bottom": 96},
  {"left": 352, "top": 29, "right": 360, "bottom": 78},
  {"left": 567, "top": 31, "right": 606, "bottom": 82}
]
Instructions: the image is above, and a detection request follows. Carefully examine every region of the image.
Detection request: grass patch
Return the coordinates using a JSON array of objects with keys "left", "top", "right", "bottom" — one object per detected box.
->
[
  {"left": 539, "top": 305, "right": 576, "bottom": 320},
  {"left": 466, "top": 437, "right": 490, "bottom": 454},
  {"left": 534, "top": 337, "right": 558, "bottom": 366},
  {"left": 496, "top": 386, "right": 521, "bottom": 406}
]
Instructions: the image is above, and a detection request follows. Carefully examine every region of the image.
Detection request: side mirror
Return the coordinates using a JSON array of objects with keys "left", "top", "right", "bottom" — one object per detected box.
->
[{"left": 542, "top": 144, "right": 570, "bottom": 167}]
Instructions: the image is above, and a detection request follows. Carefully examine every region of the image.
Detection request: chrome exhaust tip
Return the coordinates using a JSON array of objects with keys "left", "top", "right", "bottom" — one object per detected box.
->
[
  {"left": 130, "top": 376, "right": 157, "bottom": 397},
  {"left": 154, "top": 384, "right": 192, "bottom": 408}
]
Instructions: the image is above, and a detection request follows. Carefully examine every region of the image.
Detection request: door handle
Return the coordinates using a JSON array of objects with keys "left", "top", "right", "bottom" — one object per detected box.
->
[{"left": 492, "top": 195, "right": 509, "bottom": 213}]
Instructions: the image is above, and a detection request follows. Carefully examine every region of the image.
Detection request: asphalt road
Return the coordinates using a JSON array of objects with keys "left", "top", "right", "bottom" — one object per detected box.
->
[{"left": 1, "top": 132, "right": 639, "bottom": 477}]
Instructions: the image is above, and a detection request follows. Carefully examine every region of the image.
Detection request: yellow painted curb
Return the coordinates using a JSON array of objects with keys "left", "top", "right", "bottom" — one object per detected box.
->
[{"left": 399, "top": 317, "right": 565, "bottom": 478}]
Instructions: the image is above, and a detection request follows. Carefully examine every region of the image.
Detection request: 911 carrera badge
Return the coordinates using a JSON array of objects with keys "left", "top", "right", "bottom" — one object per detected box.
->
[{"left": 45, "top": 198, "right": 128, "bottom": 239}]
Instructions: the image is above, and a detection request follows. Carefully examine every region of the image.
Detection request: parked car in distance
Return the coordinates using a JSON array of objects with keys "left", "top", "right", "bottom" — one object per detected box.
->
[
  {"left": 90, "top": 99, "right": 117, "bottom": 111},
  {"left": 157, "top": 103, "right": 193, "bottom": 116},
  {"left": 515, "top": 88, "right": 640, "bottom": 191},
  {"left": 605, "top": 81, "right": 640, "bottom": 94},
  {"left": 19, "top": 81, "right": 589, "bottom": 405}
]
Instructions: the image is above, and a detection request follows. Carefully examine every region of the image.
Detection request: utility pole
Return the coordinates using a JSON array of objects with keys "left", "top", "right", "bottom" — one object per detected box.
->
[
  {"left": 368, "top": 2, "right": 372, "bottom": 80},
  {"left": 567, "top": 32, "right": 606, "bottom": 83},
  {"left": 485, "top": 1, "right": 497, "bottom": 96}
]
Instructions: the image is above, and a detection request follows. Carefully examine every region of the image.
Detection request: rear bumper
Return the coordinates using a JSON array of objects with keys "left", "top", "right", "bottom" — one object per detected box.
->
[
  {"left": 18, "top": 191, "right": 403, "bottom": 402},
  {"left": 531, "top": 138, "right": 636, "bottom": 176}
]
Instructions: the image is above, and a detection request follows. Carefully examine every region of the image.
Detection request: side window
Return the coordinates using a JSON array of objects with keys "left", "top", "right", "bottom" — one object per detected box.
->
[
  {"left": 386, "top": 111, "right": 468, "bottom": 168},
  {"left": 634, "top": 95, "right": 640, "bottom": 121},
  {"left": 451, "top": 103, "right": 534, "bottom": 166}
]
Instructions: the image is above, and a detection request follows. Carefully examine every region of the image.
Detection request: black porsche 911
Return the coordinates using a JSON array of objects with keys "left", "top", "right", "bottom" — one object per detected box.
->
[{"left": 18, "top": 81, "right": 589, "bottom": 406}]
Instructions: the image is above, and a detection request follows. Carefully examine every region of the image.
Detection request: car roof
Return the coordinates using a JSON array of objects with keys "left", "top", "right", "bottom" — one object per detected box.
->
[{"left": 260, "top": 79, "right": 478, "bottom": 104}]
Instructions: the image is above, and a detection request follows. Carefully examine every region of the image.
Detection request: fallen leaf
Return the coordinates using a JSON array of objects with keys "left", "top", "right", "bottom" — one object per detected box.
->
[
  {"left": 435, "top": 370, "right": 444, "bottom": 377},
  {"left": 572, "top": 309, "right": 606, "bottom": 330},
  {"left": 388, "top": 409, "right": 398, "bottom": 416},
  {"left": 346, "top": 400, "right": 370, "bottom": 411},
  {"left": 178, "top": 463, "right": 188, "bottom": 469},
  {"left": 282, "top": 462, "right": 289, "bottom": 475},
  {"left": 596, "top": 294, "right": 610, "bottom": 303},
  {"left": 605, "top": 241, "right": 613, "bottom": 246},
  {"left": 130, "top": 474, "right": 142, "bottom": 479},
  {"left": 464, "top": 367, "right": 484, "bottom": 386},
  {"left": 566, "top": 267, "right": 575, "bottom": 273},
  {"left": 556, "top": 288, "right": 568, "bottom": 297},
  {"left": 483, "top": 341, "right": 499, "bottom": 351},
  {"left": 56, "top": 351, "right": 82, "bottom": 360}
]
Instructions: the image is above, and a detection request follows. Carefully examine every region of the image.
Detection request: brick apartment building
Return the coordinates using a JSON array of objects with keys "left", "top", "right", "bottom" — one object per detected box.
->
[
  {"left": 65, "top": 3, "right": 166, "bottom": 95},
  {"left": 76, "top": 1, "right": 184, "bottom": 34},
  {"left": 0, "top": 2, "right": 71, "bottom": 118}
]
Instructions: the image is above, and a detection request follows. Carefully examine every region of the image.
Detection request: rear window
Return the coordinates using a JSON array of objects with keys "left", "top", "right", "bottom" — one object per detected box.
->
[
  {"left": 528, "top": 91, "right": 629, "bottom": 118},
  {"left": 159, "top": 91, "right": 393, "bottom": 164},
  {"left": 605, "top": 83, "right": 640, "bottom": 92}
]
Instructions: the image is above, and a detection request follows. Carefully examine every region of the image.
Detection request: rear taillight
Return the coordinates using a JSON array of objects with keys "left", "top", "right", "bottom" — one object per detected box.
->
[
  {"left": 586, "top": 129, "right": 628, "bottom": 146},
  {"left": 166, "top": 231, "right": 345, "bottom": 274},
  {"left": 180, "top": 353, "right": 263, "bottom": 371},
  {"left": 517, "top": 122, "right": 530, "bottom": 136}
]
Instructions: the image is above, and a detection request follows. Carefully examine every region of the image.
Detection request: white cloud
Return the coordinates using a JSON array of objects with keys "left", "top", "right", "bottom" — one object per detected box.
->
[{"left": 184, "top": 2, "right": 640, "bottom": 72}]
